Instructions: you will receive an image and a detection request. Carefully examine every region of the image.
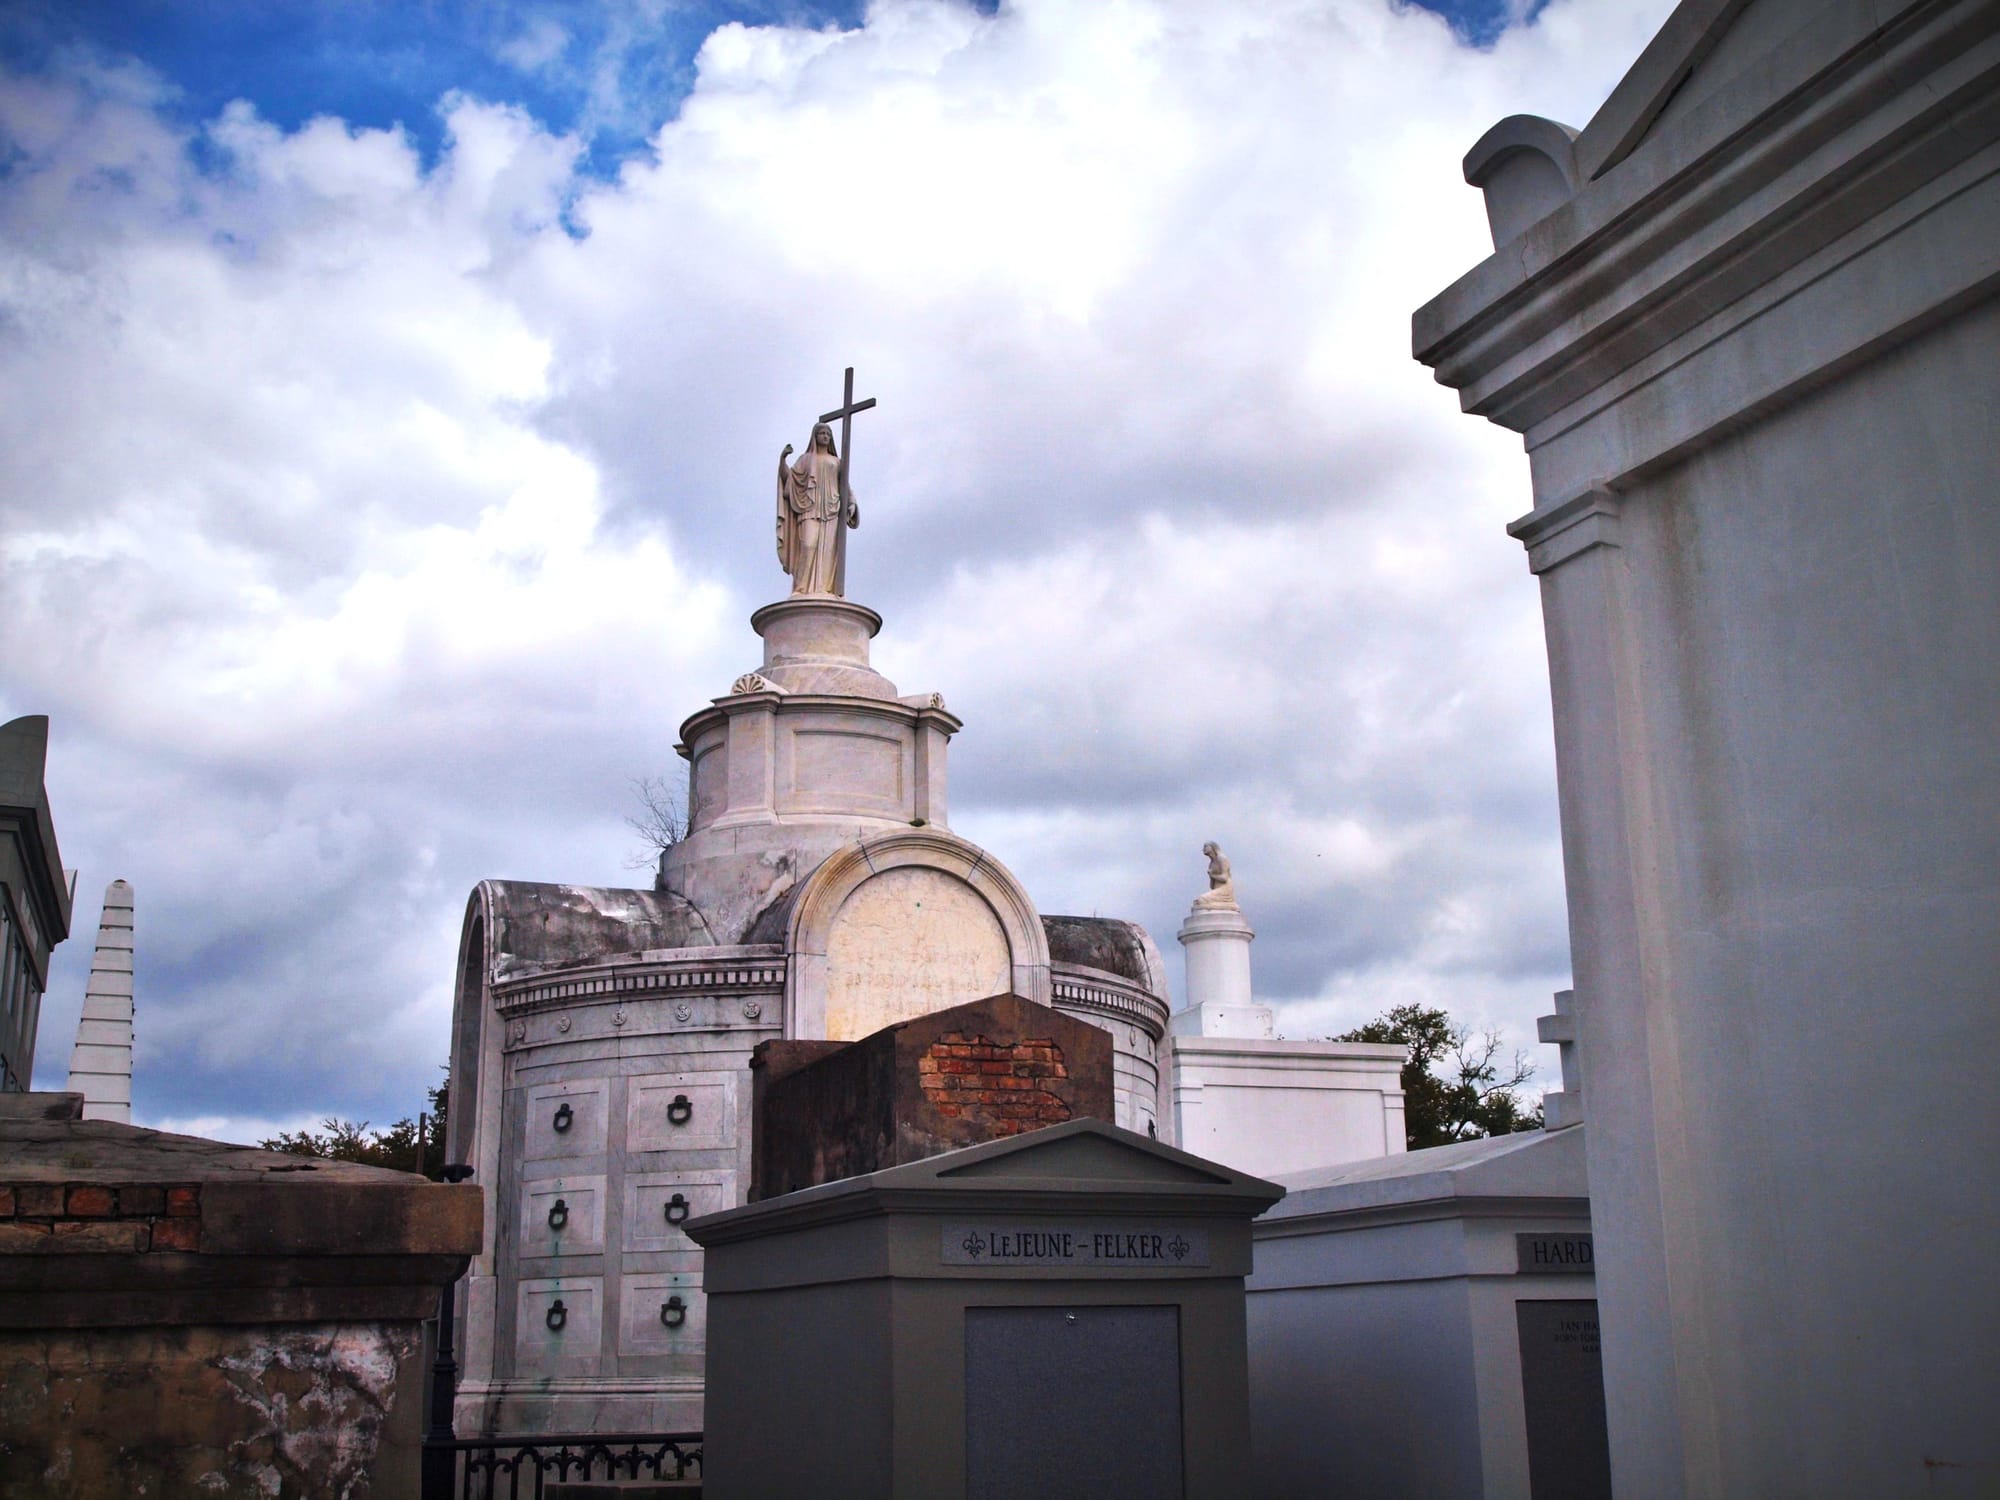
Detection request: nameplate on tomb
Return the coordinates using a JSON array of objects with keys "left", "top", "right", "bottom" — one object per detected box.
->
[
  {"left": 941, "top": 1224, "right": 1209, "bottom": 1268},
  {"left": 1516, "top": 1232, "right": 1594, "bottom": 1274}
]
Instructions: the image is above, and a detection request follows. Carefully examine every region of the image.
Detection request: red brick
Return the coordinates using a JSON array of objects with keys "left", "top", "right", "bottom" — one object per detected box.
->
[
  {"left": 14, "top": 1184, "right": 62, "bottom": 1217},
  {"left": 50, "top": 1221, "right": 148, "bottom": 1252},
  {"left": 0, "top": 1222, "right": 52, "bottom": 1249},
  {"left": 66, "top": 1185, "right": 116, "bottom": 1217},
  {"left": 150, "top": 1217, "right": 200, "bottom": 1252},
  {"left": 0, "top": 1187, "right": 14, "bottom": 1217},
  {"left": 118, "top": 1185, "right": 166, "bottom": 1216},
  {"left": 166, "top": 1186, "right": 200, "bottom": 1217},
  {"left": 979, "top": 1061, "right": 1010, "bottom": 1076}
]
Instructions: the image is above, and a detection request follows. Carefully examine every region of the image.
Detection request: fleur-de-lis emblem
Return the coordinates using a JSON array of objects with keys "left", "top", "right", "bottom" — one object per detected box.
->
[
  {"left": 962, "top": 1231, "right": 986, "bottom": 1259},
  {"left": 1168, "top": 1235, "right": 1191, "bottom": 1261}
]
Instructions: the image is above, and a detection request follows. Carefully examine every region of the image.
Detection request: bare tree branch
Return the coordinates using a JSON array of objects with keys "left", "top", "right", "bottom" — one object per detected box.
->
[{"left": 623, "top": 775, "right": 687, "bottom": 871}]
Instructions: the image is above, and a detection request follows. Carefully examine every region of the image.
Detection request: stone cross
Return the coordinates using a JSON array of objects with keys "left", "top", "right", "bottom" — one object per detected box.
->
[
  {"left": 1536, "top": 988, "right": 1582, "bottom": 1130},
  {"left": 818, "top": 366, "right": 875, "bottom": 596}
]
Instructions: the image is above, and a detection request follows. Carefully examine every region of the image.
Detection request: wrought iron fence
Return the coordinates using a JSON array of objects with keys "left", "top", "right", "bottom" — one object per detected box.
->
[{"left": 427, "top": 1432, "right": 702, "bottom": 1498}]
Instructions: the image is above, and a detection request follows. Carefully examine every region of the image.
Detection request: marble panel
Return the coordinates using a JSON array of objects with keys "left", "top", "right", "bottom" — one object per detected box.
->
[
  {"left": 824, "top": 867, "right": 1011, "bottom": 1041},
  {"left": 628, "top": 1071, "right": 736, "bottom": 1153},
  {"left": 518, "top": 1174, "right": 607, "bottom": 1259},
  {"left": 618, "top": 1272, "right": 707, "bottom": 1359},
  {"left": 623, "top": 1171, "right": 738, "bottom": 1256},
  {"left": 523, "top": 1078, "right": 609, "bottom": 1165},
  {"left": 516, "top": 1276, "right": 602, "bottom": 1373},
  {"left": 790, "top": 727, "right": 903, "bottom": 805}
]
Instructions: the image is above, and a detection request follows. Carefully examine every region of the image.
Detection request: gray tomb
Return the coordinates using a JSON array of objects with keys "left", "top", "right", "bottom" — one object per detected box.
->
[
  {"left": 1247, "top": 1126, "right": 1604, "bottom": 1499},
  {"left": 686, "top": 1118, "right": 1282, "bottom": 1500}
]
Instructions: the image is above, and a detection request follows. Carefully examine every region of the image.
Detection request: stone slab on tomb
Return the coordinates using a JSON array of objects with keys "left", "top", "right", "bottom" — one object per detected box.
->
[
  {"left": 0, "top": 1094, "right": 480, "bottom": 1498},
  {"left": 688, "top": 1118, "right": 1283, "bottom": 1500},
  {"left": 1247, "top": 1127, "right": 1600, "bottom": 1500},
  {"left": 749, "top": 992, "right": 1115, "bottom": 1200}
]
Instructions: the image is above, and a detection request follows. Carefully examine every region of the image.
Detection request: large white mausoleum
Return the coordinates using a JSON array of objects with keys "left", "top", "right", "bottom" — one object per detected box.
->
[{"left": 445, "top": 401, "right": 1406, "bottom": 1436}]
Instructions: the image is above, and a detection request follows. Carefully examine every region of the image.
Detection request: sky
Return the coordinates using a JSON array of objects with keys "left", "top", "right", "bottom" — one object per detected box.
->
[{"left": 2, "top": 0, "right": 1677, "bottom": 1143}]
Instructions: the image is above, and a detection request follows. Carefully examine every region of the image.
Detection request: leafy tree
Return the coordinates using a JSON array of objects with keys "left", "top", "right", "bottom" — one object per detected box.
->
[
  {"left": 1336, "top": 1003, "right": 1542, "bottom": 1150},
  {"left": 260, "top": 1069, "right": 451, "bottom": 1178}
]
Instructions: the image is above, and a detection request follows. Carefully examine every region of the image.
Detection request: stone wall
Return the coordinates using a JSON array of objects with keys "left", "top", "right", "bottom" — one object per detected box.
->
[{"left": 0, "top": 1093, "right": 480, "bottom": 1500}]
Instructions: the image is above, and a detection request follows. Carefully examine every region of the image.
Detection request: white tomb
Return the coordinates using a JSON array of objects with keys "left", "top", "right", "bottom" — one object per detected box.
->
[
  {"left": 446, "top": 394, "right": 1176, "bottom": 1436},
  {"left": 1415, "top": 1, "right": 2000, "bottom": 1492},
  {"left": 1163, "top": 845, "right": 1406, "bottom": 1178},
  {"left": 1247, "top": 1127, "right": 1600, "bottom": 1500}
]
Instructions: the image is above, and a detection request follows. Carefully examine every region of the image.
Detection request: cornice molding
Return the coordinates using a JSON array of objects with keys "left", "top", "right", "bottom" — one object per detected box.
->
[
  {"left": 1415, "top": 0, "right": 2000, "bottom": 441},
  {"left": 1506, "top": 487, "right": 1624, "bottom": 575},
  {"left": 1051, "top": 963, "right": 1171, "bottom": 1041}
]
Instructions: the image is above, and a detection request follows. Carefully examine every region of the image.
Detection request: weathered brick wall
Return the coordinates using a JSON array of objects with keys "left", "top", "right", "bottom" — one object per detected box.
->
[
  {"left": 0, "top": 1321, "right": 424, "bottom": 1499},
  {"left": 0, "top": 1181, "right": 200, "bottom": 1252},
  {"left": 753, "top": 993, "right": 1115, "bottom": 1197},
  {"left": 918, "top": 1031, "right": 1074, "bottom": 1133},
  {"left": 2, "top": 1098, "right": 481, "bottom": 1500}
]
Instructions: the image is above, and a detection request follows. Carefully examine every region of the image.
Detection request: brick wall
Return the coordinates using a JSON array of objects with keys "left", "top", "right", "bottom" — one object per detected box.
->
[
  {"left": 918, "top": 1031, "right": 1074, "bottom": 1135},
  {"left": 0, "top": 1182, "right": 201, "bottom": 1253}
]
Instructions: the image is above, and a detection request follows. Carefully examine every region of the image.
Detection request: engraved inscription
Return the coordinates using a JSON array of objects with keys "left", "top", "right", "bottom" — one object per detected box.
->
[{"left": 941, "top": 1223, "right": 1209, "bottom": 1268}]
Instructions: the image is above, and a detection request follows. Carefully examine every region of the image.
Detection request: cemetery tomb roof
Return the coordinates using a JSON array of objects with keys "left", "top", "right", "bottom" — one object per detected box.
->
[
  {"left": 477, "top": 879, "right": 715, "bottom": 971},
  {"left": 1260, "top": 1126, "right": 1587, "bottom": 1225},
  {"left": 1043, "top": 914, "right": 1168, "bottom": 988},
  {"left": 692, "top": 1117, "right": 1285, "bottom": 1246}
]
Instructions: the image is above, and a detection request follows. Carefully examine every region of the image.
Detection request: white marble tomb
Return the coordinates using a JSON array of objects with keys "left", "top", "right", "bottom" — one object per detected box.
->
[
  {"left": 1415, "top": 1, "right": 2000, "bottom": 1493},
  {"left": 1163, "top": 847, "right": 1406, "bottom": 1180},
  {"left": 446, "top": 418, "right": 1177, "bottom": 1436}
]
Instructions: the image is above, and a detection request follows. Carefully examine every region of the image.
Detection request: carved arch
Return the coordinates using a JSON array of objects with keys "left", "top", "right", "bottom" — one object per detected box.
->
[{"left": 783, "top": 828, "right": 1052, "bottom": 1038}]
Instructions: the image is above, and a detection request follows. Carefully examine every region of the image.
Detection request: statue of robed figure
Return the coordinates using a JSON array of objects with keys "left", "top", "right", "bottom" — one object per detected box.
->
[{"left": 776, "top": 422, "right": 859, "bottom": 596}]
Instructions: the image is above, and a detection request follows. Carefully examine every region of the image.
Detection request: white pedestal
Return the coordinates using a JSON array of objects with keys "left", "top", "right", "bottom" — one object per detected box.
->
[{"left": 1171, "top": 907, "right": 1270, "bottom": 1039}]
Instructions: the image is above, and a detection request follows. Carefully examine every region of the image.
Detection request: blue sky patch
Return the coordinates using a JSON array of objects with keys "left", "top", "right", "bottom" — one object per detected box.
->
[{"left": 4, "top": 0, "right": 1531, "bottom": 178}]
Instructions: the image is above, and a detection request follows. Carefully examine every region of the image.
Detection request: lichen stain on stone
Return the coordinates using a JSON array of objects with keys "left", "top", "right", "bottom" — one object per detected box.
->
[{"left": 216, "top": 1322, "right": 419, "bottom": 1500}]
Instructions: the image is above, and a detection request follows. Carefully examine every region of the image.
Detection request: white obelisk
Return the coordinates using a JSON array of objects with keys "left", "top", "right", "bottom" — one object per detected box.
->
[{"left": 65, "top": 879, "right": 134, "bottom": 1122}]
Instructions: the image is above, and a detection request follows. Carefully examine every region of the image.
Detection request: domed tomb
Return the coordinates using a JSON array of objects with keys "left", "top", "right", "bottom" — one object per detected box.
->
[{"left": 445, "top": 374, "right": 1173, "bottom": 1439}]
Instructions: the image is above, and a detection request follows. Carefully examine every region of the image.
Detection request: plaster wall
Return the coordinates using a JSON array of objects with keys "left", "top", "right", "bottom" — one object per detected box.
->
[
  {"left": 1545, "top": 297, "right": 2000, "bottom": 1496},
  {"left": 1167, "top": 1038, "right": 1406, "bottom": 1178},
  {"left": 1246, "top": 1131, "right": 1596, "bottom": 1500},
  {"left": 1249, "top": 1278, "right": 1481, "bottom": 1499},
  {"left": 1416, "top": 7, "right": 2000, "bottom": 1492},
  {"left": 0, "top": 1322, "right": 425, "bottom": 1500}
]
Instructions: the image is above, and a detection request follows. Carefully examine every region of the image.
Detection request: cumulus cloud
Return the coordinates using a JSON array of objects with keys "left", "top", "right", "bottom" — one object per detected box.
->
[{"left": 4, "top": 0, "right": 1673, "bottom": 1140}]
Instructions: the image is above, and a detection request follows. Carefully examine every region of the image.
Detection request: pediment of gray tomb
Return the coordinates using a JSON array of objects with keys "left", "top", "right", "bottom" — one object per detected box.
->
[{"left": 443, "top": 383, "right": 1173, "bottom": 1437}]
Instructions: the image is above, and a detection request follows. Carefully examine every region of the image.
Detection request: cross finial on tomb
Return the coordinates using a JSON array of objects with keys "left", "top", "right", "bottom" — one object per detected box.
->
[{"left": 1537, "top": 988, "right": 1582, "bottom": 1130}]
